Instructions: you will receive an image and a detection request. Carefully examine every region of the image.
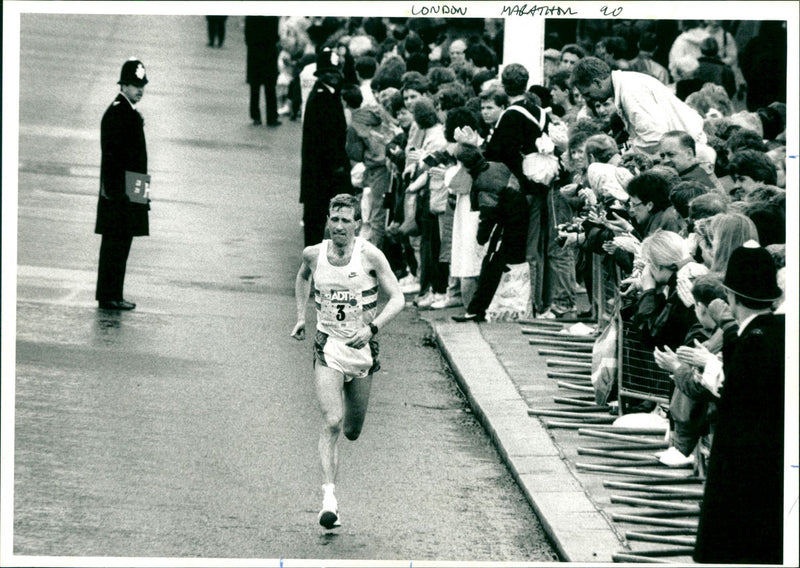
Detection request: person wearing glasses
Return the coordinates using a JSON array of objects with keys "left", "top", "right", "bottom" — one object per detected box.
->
[{"left": 624, "top": 171, "right": 684, "bottom": 238}]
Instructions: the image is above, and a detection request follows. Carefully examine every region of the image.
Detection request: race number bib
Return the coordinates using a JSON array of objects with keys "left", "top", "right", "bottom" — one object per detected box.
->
[{"left": 319, "top": 289, "right": 362, "bottom": 333}]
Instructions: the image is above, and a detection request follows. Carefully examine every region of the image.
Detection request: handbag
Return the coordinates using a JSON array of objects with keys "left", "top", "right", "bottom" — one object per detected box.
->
[
  {"left": 398, "top": 190, "right": 419, "bottom": 236},
  {"left": 591, "top": 316, "right": 619, "bottom": 405},
  {"left": 503, "top": 105, "right": 560, "bottom": 185}
]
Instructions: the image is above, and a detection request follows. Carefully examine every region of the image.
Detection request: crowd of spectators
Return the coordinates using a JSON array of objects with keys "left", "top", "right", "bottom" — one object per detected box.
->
[{"left": 280, "top": 16, "right": 788, "bottom": 564}]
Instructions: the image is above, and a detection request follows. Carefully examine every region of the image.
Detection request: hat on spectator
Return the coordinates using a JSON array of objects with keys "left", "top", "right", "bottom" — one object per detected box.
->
[
  {"left": 118, "top": 58, "right": 148, "bottom": 87},
  {"left": 315, "top": 47, "right": 343, "bottom": 76},
  {"left": 722, "top": 240, "right": 782, "bottom": 301}
]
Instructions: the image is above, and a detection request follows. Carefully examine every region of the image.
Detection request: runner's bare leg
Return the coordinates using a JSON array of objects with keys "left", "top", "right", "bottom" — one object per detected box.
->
[{"left": 315, "top": 364, "right": 345, "bottom": 484}]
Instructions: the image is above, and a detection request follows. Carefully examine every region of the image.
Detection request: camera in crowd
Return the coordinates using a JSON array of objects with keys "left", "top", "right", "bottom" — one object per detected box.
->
[{"left": 556, "top": 220, "right": 585, "bottom": 247}]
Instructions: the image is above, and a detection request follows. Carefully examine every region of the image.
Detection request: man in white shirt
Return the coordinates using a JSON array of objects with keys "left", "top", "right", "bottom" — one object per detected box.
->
[{"left": 570, "top": 57, "right": 715, "bottom": 165}]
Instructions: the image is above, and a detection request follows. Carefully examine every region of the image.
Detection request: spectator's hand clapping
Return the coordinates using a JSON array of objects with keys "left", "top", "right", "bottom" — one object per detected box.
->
[
  {"left": 676, "top": 339, "right": 715, "bottom": 369},
  {"left": 653, "top": 346, "right": 681, "bottom": 373},
  {"left": 611, "top": 235, "right": 641, "bottom": 255},
  {"left": 454, "top": 125, "right": 480, "bottom": 146}
]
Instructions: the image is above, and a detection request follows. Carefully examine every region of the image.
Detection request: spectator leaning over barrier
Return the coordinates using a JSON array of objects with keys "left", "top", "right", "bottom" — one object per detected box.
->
[
  {"left": 624, "top": 171, "right": 684, "bottom": 238},
  {"left": 658, "top": 131, "right": 724, "bottom": 193},
  {"left": 625, "top": 230, "right": 697, "bottom": 350},
  {"left": 694, "top": 242, "right": 784, "bottom": 565},
  {"left": 653, "top": 273, "right": 732, "bottom": 467},
  {"left": 582, "top": 133, "right": 633, "bottom": 210},
  {"left": 570, "top": 57, "right": 715, "bottom": 165}
]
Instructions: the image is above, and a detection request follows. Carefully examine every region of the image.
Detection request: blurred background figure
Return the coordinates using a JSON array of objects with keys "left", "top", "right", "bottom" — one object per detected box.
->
[
  {"left": 205, "top": 15, "right": 228, "bottom": 48},
  {"left": 245, "top": 16, "right": 281, "bottom": 126}
]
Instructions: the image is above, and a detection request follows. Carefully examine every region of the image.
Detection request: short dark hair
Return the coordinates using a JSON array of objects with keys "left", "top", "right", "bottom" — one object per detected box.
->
[
  {"left": 329, "top": 193, "right": 361, "bottom": 220},
  {"left": 689, "top": 192, "right": 729, "bottom": 221},
  {"left": 445, "top": 107, "right": 480, "bottom": 142},
  {"left": 401, "top": 71, "right": 429, "bottom": 94},
  {"left": 726, "top": 129, "right": 768, "bottom": 154},
  {"left": 638, "top": 32, "right": 658, "bottom": 53},
  {"left": 479, "top": 87, "right": 509, "bottom": 108},
  {"left": 528, "top": 84, "right": 552, "bottom": 109},
  {"left": 471, "top": 69, "right": 496, "bottom": 96},
  {"left": 662, "top": 130, "right": 696, "bottom": 156},
  {"left": 670, "top": 181, "right": 708, "bottom": 219},
  {"left": 569, "top": 57, "right": 610, "bottom": 89},
  {"left": 745, "top": 201, "right": 785, "bottom": 247},
  {"left": 437, "top": 83, "right": 468, "bottom": 112},
  {"left": 561, "top": 43, "right": 586, "bottom": 59},
  {"left": 412, "top": 98, "right": 439, "bottom": 129},
  {"left": 427, "top": 66, "right": 457, "bottom": 94},
  {"left": 728, "top": 150, "right": 778, "bottom": 185},
  {"left": 603, "top": 36, "right": 628, "bottom": 59},
  {"left": 465, "top": 41, "right": 497, "bottom": 71},
  {"left": 355, "top": 56, "right": 378, "bottom": 80},
  {"left": 406, "top": 52, "right": 429, "bottom": 75},
  {"left": 627, "top": 171, "right": 673, "bottom": 213},
  {"left": 691, "top": 274, "right": 727, "bottom": 306},
  {"left": 341, "top": 83, "right": 363, "bottom": 109},
  {"left": 387, "top": 90, "right": 406, "bottom": 118},
  {"left": 501, "top": 63, "right": 529, "bottom": 97},
  {"left": 700, "top": 37, "right": 719, "bottom": 57},
  {"left": 549, "top": 69, "right": 572, "bottom": 91}
]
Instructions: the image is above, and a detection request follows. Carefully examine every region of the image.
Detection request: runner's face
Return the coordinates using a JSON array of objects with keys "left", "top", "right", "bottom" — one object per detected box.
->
[{"left": 327, "top": 206, "right": 359, "bottom": 246}]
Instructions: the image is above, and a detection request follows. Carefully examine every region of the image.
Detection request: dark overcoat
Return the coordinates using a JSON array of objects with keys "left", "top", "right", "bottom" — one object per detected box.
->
[
  {"left": 95, "top": 93, "right": 149, "bottom": 237},
  {"left": 245, "top": 16, "right": 279, "bottom": 85},
  {"left": 694, "top": 313, "right": 785, "bottom": 565},
  {"left": 299, "top": 80, "right": 352, "bottom": 207}
]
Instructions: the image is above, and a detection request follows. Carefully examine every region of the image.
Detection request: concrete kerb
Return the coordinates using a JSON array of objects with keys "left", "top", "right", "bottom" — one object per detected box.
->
[{"left": 432, "top": 320, "right": 624, "bottom": 563}]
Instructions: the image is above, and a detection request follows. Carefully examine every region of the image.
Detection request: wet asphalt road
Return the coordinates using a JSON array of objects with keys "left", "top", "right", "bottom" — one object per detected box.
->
[{"left": 10, "top": 12, "right": 558, "bottom": 563}]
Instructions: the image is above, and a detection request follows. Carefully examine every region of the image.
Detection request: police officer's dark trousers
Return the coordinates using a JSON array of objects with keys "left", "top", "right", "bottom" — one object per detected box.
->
[{"left": 96, "top": 234, "right": 134, "bottom": 301}]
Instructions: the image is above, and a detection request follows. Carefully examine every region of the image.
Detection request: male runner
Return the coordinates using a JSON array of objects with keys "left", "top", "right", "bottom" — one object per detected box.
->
[{"left": 291, "top": 194, "right": 404, "bottom": 529}]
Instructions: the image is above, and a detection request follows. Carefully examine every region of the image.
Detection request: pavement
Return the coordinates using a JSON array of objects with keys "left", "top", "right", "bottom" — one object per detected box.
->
[{"left": 421, "top": 301, "right": 703, "bottom": 564}]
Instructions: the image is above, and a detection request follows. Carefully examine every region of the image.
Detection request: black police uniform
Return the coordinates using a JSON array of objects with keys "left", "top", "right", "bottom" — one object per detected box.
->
[{"left": 95, "top": 59, "right": 150, "bottom": 309}]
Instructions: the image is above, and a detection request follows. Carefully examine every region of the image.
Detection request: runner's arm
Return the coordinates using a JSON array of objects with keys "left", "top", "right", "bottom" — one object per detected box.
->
[
  {"left": 343, "top": 244, "right": 404, "bottom": 348},
  {"left": 291, "top": 248, "right": 315, "bottom": 340},
  {"left": 367, "top": 245, "right": 405, "bottom": 332}
]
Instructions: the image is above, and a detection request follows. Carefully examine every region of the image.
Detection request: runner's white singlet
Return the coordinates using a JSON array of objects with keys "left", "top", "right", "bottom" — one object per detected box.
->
[
  {"left": 313, "top": 238, "right": 380, "bottom": 380},
  {"left": 314, "top": 237, "right": 379, "bottom": 339}
]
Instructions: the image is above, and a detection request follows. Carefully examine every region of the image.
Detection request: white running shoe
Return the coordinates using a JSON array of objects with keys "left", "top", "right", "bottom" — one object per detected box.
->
[
  {"left": 416, "top": 292, "right": 441, "bottom": 309},
  {"left": 399, "top": 275, "right": 421, "bottom": 294},
  {"left": 536, "top": 309, "right": 557, "bottom": 319},
  {"left": 318, "top": 487, "right": 341, "bottom": 529},
  {"left": 431, "top": 295, "right": 462, "bottom": 309}
]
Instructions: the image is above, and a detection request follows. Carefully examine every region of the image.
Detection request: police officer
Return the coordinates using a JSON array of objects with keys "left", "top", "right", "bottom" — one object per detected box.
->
[
  {"left": 299, "top": 46, "right": 353, "bottom": 246},
  {"left": 95, "top": 58, "right": 150, "bottom": 310}
]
